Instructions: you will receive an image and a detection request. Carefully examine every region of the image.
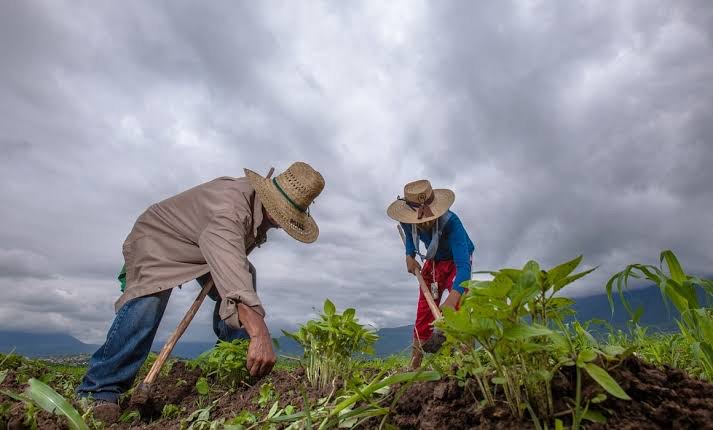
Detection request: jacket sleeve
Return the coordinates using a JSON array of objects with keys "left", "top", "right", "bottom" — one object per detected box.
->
[
  {"left": 447, "top": 217, "right": 473, "bottom": 295},
  {"left": 400, "top": 222, "right": 417, "bottom": 257},
  {"left": 199, "top": 210, "right": 264, "bottom": 329}
]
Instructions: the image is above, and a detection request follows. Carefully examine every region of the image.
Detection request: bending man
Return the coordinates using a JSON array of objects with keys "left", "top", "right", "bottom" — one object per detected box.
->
[{"left": 77, "top": 162, "right": 324, "bottom": 419}]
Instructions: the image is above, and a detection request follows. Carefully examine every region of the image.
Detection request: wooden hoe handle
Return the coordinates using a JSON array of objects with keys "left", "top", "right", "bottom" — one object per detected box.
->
[
  {"left": 143, "top": 278, "right": 214, "bottom": 385},
  {"left": 397, "top": 225, "right": 443, "bottom": 320}
]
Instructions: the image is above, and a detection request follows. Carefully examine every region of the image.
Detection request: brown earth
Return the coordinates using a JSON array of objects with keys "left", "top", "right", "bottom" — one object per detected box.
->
[{"left": 3, "top": 357, "right": 713, "bottom": 429}]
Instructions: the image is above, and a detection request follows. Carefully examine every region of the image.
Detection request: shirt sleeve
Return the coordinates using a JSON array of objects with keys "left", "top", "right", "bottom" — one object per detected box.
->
[
  {"left": 400, "top": 222, "right": 417, "bottom": 257},
  {"left": 199, "top": 211, "right": 264, "bottom": 329},
  {"left": 447, "top": 216, "right": 473, "bottom": 295}
]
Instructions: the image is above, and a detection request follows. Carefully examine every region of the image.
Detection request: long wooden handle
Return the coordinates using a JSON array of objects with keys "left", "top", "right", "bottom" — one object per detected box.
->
[
  {"left": 414, "top": 268, "right": 443, "bottom": 319},
  {"left": 397, "top": 225, "right": 442, "bottom": 320},
  {"left": 143, "top": 278, "right": 214, "bottom": 385}
]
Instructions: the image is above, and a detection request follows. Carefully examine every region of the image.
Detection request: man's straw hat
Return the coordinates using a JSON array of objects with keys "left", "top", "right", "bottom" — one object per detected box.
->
[
  {"left": 387, "top": 180, "right": 455, "bottom": 224},
  {"left": 245, "top": 162, "right": 324, "bottom": 243}
]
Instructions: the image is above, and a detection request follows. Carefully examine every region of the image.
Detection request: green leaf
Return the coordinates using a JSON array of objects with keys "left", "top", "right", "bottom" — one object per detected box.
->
[
  {"left": 555, "top": 418, "right": 564, "bottom": 430},
  {"left": 547, "top": 255, "right": 583, "bottom": 283},
  {"left": 0, "top": 369, "right": 6, "bottom": 384},
  {"left": 25, "top": 378, "right": 90, "bottom": 430},
  {"left": 343, "top": 308, "right": 356, "bottom": 319},
  {"left": 119, "top": 410, "right": 140, "bottom": 423},
  {"left": 491, "top": 376, "right": 506, "bottom": 384},
  {"left": 553, "top": 266, "right": 597, "bottom": 292},
  {"left": 324, "top": 299, "right": 336, "bottom": 316},
  {"left": 195, "top": 377, "right": 210, "bottom": 395},
  {"left": 591, "top": 393, "right": 607, "bottom": 404},
  {"left": 328, "top": 371, "right": 440, "bottom": 420},
  {"left": 660, "top": 250, "right": 686, "bottom": 284},
  {"left": 499, "top": 269, "right": 522, "bottom": 283},
  {"left": 502, "top": 324, "right": 553, "bottom": 340},
  {"left": 583, "top": 363, "right": 631, "bottom": 400},
  {"left": 582, "top": 409, "right": 607, "bottom": 423},
  {"left": 523, "top": 260, "right": 541, "bottom": 274},
  {"left": 577, "top": 349, "right": 597, "bottom": 365}
]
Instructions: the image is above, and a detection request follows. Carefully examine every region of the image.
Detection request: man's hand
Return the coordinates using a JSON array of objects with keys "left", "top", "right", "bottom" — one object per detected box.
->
[
  {"left": 246, "top": 334, "right": 276, "bottom": 378},
  {"left": 406, "top": 255, "right": 421, "bottom": 275},
  {"left": 237, "top": 303, "right": 276, "bottom": 378}
]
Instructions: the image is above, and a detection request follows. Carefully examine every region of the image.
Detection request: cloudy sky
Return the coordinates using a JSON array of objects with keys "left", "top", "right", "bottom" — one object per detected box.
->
[{"left": 1, "top": 1, "right": 711, "bottom": 345}]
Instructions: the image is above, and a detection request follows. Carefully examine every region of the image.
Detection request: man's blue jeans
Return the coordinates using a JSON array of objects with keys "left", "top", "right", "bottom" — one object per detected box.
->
[{"left": 76, "top": 268, "right": 254, "bottom": 403}]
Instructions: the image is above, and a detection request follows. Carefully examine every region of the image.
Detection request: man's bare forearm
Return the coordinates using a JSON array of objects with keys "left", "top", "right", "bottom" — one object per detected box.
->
[{"left": 237, "top": 303, "right": 270, "bottom": 338}]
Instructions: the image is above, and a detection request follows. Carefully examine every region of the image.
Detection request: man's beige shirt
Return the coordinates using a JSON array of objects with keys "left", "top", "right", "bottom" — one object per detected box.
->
[{"left": 115, "top": 176, "right": 266, "bottom": 328}]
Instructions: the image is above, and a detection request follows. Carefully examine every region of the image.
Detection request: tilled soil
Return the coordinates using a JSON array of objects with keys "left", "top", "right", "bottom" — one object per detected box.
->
[
  {"left": 388, "top": 357, "right": 713, "bottom": 429},
  {"left": 3, "top": 357, "right": 713, "bottom": 429}
]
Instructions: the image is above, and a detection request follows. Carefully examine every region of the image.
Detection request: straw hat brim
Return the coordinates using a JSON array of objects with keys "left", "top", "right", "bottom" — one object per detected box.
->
[
  {"left": 245, "top": 168, "right": 319, "bottom": 243},
  {"left": 386, "top": 189, "right": 455, "bottom": 224}
]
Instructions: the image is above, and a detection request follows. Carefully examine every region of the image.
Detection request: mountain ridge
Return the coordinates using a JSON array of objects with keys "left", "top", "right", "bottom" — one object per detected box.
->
[{"left": 0, "top": 285, "right": 686, "bottom": 359}]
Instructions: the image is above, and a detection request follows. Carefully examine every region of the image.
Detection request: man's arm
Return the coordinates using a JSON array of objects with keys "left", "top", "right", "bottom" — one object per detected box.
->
[
  {"left": 237, "top": 303, "right": 276, "bottom": 377},
  {"left": 199, "top": 211, "right": 276, "bottom": 377}
]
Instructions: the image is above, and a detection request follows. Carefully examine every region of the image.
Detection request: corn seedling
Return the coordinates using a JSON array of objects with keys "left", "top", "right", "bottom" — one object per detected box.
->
[{"left": 607, "top": 250, "right": 713, "bottom": 378}]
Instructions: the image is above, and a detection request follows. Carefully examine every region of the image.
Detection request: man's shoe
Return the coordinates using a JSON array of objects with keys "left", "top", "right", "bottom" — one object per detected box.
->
[{"left": 92, "top": 400, "right": 121, "bottom": 424}]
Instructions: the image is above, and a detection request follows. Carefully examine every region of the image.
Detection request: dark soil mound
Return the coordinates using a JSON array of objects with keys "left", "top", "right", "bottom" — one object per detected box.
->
[
  {"left": 4, "top": 357, "right": 713, "bottom": 429},
  {"left": 388, "top": 357, "right": 713, "bottom": 429}
]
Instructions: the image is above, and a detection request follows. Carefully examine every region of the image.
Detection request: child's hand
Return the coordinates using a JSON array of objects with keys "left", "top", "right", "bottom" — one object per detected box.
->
[{"left": 406, "top": 255, "right": 421, "bottom": 274}]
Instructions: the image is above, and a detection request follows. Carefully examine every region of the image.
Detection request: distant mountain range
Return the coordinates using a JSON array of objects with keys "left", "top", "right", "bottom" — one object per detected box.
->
[{"left": 0, "top": 285, "right": 689, "bottom": 359}]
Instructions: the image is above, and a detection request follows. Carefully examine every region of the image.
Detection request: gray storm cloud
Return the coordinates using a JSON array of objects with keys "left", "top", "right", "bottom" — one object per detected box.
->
[{"left": 0, "top": 1, "right": 711, "bottom": 344}]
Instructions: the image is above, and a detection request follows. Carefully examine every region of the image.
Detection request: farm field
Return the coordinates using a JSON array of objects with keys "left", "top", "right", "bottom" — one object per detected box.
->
[{"left": 2, "top": 251, "right": 713, "bottom": 429}]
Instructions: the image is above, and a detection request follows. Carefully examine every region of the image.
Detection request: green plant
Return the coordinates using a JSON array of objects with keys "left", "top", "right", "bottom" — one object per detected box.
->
[
  {"left": 283, "top": 299, "right": 378, "bottom": 390},
  {"left": 245, "top": 370, "right": 440, "bottom": 430},
  {"left": 255, "top": 381, "right": 276, "bottom": 408},
  {"left": 437, "top": 255, "right": 629, "bottom": 427},
  {"left": 180, "top": 402, "right": 222, "bottom": 430},
  {"left": 162, "top": 403, "right": 184, "bottom": 420},
  {"left": 553, "top": 322, "right": 631, "bottom": 429},
  {"left": 607, "top": 250, "right": 713, "bottom": 378},
  {"left": 223, "top": 410, "right": 257, "bottom": 428},
  {"left": 118, "top": 410, "right": 140, "bottom": 423},
  {"left": 1, "top": 378, "right": 90, "bottom": 430},
  {"left": 192, "top": 340, "right": 249, "bottom": 388}
]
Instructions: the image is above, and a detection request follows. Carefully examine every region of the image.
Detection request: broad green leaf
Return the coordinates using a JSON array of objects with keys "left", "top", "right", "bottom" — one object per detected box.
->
[
  {"left": 582, "top": 409, "right": 607, "bottom": 423},
  {"left": 324, "top": 299, "right": 336, "bottom": 316},
  {"left": 499, "top": 268, "right": 522, "bottom": 283},
  {"left": 583, "top": 363, "right": 631, "bottom": 400},
  {"left": 555, "top": 419, "right": 564, "bottom": 430},
  {"left": 547, "top": 255, "right": 583, "bottom": 284},
  {"left": 553, "top": 266, "right": 597, "bottom": 292},
  {"left": 511, "top": 285, "right": 539, "bottom": 309},
  {"left": 523, "top": 260, "right": 541, "bottom": 274},
  {"left": 502, "top": 324, "right": 553, "bottom": 340},
  {"left": 25, "top": 378, "right": 90, "bottom": 430},
  {"left": 491, "top": 274, "right": 514, "bottom": 296},
  {"left": 577, "top": 349, "right": 597, "bottom": 364},
  {"left": 196, "top": 377, "right": 210, "bottom": 395},
  {"left": 342, "top": 308, "right": 356, "bottom": 320},
  {"left": 548, "top": 297, "right": 576, "bottom": 309}
]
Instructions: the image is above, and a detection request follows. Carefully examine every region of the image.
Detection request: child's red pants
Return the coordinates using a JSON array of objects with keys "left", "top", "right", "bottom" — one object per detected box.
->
[{"left": 413, "top": 259, "right": 457, "bottom": 342}]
